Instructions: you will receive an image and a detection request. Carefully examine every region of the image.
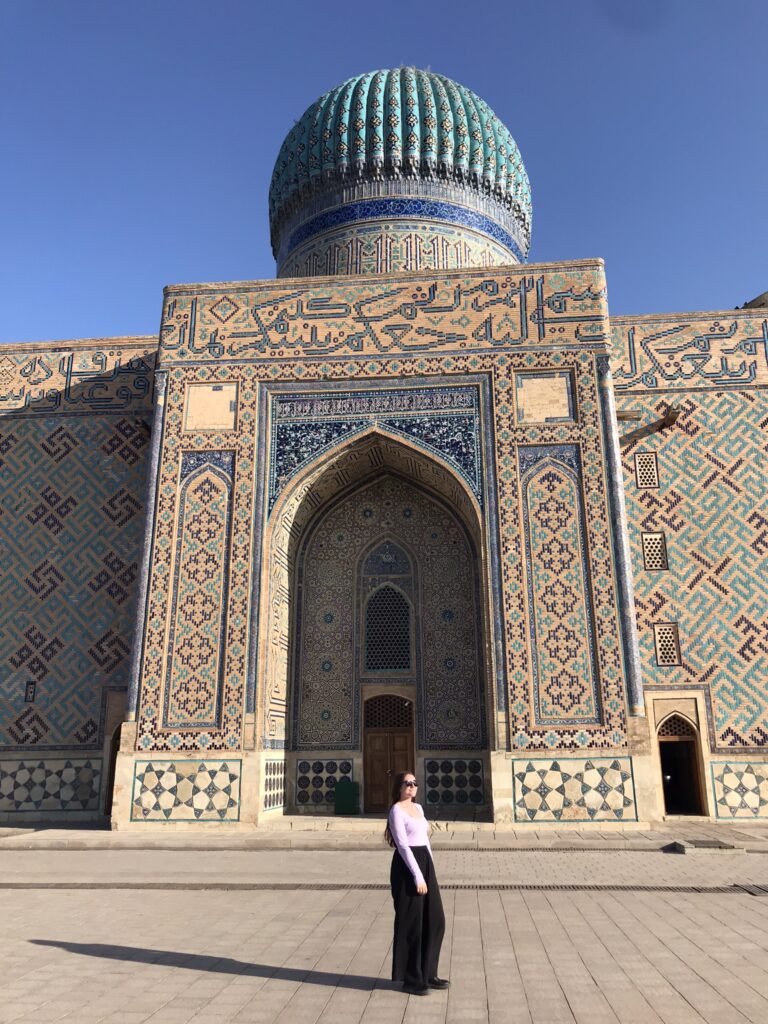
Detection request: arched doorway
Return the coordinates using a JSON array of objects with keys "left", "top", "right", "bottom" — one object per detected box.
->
[
  {"left": 658, "top": 714, "right": 705, "bottom": 815},
  {"left": 286, "top": 467, "right": 488, "bottom": 813},
  {"left": 363, "top": 694, "right": 414, "bottom": 812}
]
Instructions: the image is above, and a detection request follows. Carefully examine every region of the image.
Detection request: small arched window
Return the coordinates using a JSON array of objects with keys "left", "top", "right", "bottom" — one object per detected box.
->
[{"left": 365, "top": 585, "right": 411, "bottom": 671}]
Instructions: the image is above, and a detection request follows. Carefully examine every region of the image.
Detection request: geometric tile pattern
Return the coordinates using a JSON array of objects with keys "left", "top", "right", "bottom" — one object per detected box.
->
[
  {"left": 424, "top": 757, "right": 485, "bottom": 808},
  {"left": 0, "top": 411, "right": 151, "bottom": 751},
  {"left": 269, "top": 385, "right": 482, "bottom": 510},
  {"left": 520, "top": 446, "right": 601, "bottom": 725},
  {"left": 512, "top": 757, "right": 637, "bottom": 822},
  {"left": 711, "top": 761, "right": 768, "bottom": 818},
  {"left": 150, "top": 262, "right": 629, "bottom": 756},
  {"left": 0, "top": 758, "right": 102, "bottom": 813},
  {"left": 293, "top": 474, "right": 485, "bottom": 750},
  {"left": 162, "top": 452, "right": 234, "bottom": 730},
  {"left": 130, "top": 760, "right": 241, "bottom": 821},
  {"left": 295, "top": 758, "right": 353, "bottom": 807},
  {"left": 619, "top": 390, "right": 768, "bottom": 749}
]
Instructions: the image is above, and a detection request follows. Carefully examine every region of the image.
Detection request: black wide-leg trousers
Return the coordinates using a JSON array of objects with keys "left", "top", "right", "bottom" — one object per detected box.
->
[{"left": 390, "top": 846, "right": 445, "bottom": 987}]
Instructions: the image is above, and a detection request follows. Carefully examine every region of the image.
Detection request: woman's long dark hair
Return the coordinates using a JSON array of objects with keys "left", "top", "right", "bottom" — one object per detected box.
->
[{"left": 384, "top": 770, "right": 415, "bottom": 848}]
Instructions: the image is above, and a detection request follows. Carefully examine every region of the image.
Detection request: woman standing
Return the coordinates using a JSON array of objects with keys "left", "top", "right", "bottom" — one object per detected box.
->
[{"left": 385, "top": 770, "right": 448, "bottom": 996}]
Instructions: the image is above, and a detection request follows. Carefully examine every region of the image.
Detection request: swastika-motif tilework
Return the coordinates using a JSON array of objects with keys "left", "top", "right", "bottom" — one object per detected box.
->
[
  {"left": 512, "top": 757, "right": 637, "bottom": 822},
  {"left": 619, "top": 391, "right": 768, "bottom": 750},
  {"left": 0, "top": 758, "right": 101, "bottom": 812},
  {"left": 130, "top": 760, "right": 241, "bottom": 821},
  {"left": 0, "top": 411, "right": 151, "bottom": 751},
  {"left": 711, "top": 762, "right": 768, "bottom": 818},
  {"left": 520, "top": 446, "right": 601, "bottom": 726},
  {"left": 612, "top": 311, "right": 768, "bottom": 392},
  {"left": 159, "top": 261, "right": 609, "bottom": 362}
]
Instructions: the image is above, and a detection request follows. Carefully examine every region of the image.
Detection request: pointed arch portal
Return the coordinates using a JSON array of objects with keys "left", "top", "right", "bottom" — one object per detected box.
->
[{"left": 256, "top": 430, "right": 495, "bottom": 816}]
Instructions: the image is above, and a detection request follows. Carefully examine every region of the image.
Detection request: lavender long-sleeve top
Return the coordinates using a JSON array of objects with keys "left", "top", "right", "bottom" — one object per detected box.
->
[{"left": 388, "top": 802, "right": 432, "bottom": 887}]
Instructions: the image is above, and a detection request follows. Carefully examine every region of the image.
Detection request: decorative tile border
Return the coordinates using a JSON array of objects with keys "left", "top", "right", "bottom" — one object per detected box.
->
[
  {"left": 130, "top": 760, "right": 241, "bottom": 821},
  {"left": 424, "top": 757, "right": 485, "bottom": 807},
  {"left": 0, "top": 758, "right": 102, "bottom": 813},
  {"left": 512, "top": 757, "right": 637, "bottom": 822},
  {"left": 711, "top": 761, "right": 768, "bottom": 818}
]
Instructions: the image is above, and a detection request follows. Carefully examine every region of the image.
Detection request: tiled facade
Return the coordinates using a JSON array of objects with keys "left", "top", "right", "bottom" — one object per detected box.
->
[
  {"left": 613, "top": 309, "right": 768, "bottom": 820},
  {"left": 2, "top": 66, "right": 765, "bottom": 828},
  {"left": 0, "top": 341, "right": 155, "bottom": 818},
  {"left": 2, "top": 275, "right": 766, "bottom": 827}
]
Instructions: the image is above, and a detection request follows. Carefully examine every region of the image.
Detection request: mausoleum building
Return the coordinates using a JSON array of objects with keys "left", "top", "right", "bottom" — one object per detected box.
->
[{"left": 1, "top": 69, "right": 766, "bottom": 828}]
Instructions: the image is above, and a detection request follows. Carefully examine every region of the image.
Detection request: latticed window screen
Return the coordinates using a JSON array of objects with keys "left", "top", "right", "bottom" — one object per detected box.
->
[
  {"left": 642, "top": 532, "right": 668, "bottom": 570},
  {"left": 653, "top": 622, "right": 681, "bottom": 666},
  {"left": 634, "top": 451, "right": 660, "bottom": 489},
  {"left": 365, "top": 585, "right": 411, "bottom": 671},
  {"left": 658, "top": 715, "right": 695, "bottom": 738},
  {"left": 364, "top": 695, "right": 413, "bottom": 729}
]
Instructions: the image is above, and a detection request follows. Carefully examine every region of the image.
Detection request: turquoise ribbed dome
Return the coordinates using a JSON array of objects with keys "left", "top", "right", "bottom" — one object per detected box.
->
[{"left": 269, "top": 68, "right": 531, "bottom": 256}]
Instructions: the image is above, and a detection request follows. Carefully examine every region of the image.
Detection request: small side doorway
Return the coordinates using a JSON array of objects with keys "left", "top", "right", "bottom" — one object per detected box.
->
[
  {"left": 363, "top": 695, "right": 414, "bottom": 812},
  {"left": 658, "top": 714, "right": 705, "bottom": 815}
]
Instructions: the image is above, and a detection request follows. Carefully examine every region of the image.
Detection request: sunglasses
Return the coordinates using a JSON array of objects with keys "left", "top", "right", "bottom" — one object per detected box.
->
[{"left": 402, "top": 780, "right": 418, "bottom": 787}]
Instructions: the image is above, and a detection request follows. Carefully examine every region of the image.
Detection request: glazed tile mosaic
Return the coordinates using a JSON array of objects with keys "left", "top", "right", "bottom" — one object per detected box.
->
[
  {"left": 263, "top": 759, "right": 285, "bottom": 810},
  {"left": 268, "top": 384, "right": 483, "bottom": 510},
  {"left": 0, "top": 404, "right": 152, "bottom": 752},
  {"left": 618, "top": 389, "right": 768, "bottom": 750},
  {"left": 519, "top": 445, "right": 601, "bottom": 726},
  {"left": 0, "top": 758, "right": 102, "bottom": 813},
  {"left": 139, "top": 262, "right": 630, "bottom": 761},
  {"left": 512, "top": 757, "right": 637, "bottom": 822},
  {"left": 612, "top": 311, "right": 768, "bottom": 392},
  {"left": 295, "top": 758, "right": 353, "bottom": 807},
  {"left": 4, "top": 64, "right": 768, "bottom": 829},
  {"left": 163, "top": 451, "right": 234, "bottom": 730},
  {"left": 711, "top": 761, "right": 768, "bottom": 818},
  {"left": 158, "top": 262, "right": 608, "bottom": 362},
  {"left": 130, "top": 760, "right": 241, "bottom": 821},
  {"left": 424, "top": 758, "right": 485, "bottom": 807},
  {"left": 292, "top": 474, "right": 486, "bottom": 750}
]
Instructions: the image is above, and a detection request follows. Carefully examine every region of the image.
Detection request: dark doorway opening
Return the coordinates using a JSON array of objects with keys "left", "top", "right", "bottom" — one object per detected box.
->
[
  {"left": 103, "top": 724, "right": 121, "bottom": 817},
  {"left": 658, "top": 715, "right": 705, "bottom": 815},
  {"left": 363, "top": 695, "right": 414, "bottom": 812}
]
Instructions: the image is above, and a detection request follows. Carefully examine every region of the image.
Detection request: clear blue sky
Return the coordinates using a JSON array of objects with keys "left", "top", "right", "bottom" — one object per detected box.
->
[{"left": 1, "top": 0, "right": 765, "bottom": 344}]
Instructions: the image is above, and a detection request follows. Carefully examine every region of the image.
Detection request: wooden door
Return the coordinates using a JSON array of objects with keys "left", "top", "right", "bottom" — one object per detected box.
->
[
  {"left": 363, "top": 730, "right": 413, "bottom": 812},
  {"left": 363, "top": 695, "right": 414, "bottom": 812}
]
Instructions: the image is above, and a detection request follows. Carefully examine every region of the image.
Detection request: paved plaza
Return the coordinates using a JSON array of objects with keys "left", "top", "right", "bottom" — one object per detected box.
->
[{"left": 2, "top": 837, "right": 768, "bottom": 1023}]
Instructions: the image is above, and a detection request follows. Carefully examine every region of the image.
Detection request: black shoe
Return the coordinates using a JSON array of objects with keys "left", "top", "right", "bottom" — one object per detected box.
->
[
  {"left": 428, "top": 977, "right": 449, "bottom": 989},
  {"left": 402, "top": 983, "right": 430, "bottom": 995}
]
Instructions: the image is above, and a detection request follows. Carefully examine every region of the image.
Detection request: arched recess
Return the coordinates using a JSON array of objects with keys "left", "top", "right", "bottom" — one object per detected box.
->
[
  {"left": 254, "top": 427, "right": 497, "bottom": 814},
  {"left": 657, "top": 713, "right": 706, "bottom": 815}
]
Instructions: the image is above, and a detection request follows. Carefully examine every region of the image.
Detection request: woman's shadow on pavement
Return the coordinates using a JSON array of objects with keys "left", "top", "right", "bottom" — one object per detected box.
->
[{"left": 30, "top": 939, "right": 396, "bottom": 992}]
